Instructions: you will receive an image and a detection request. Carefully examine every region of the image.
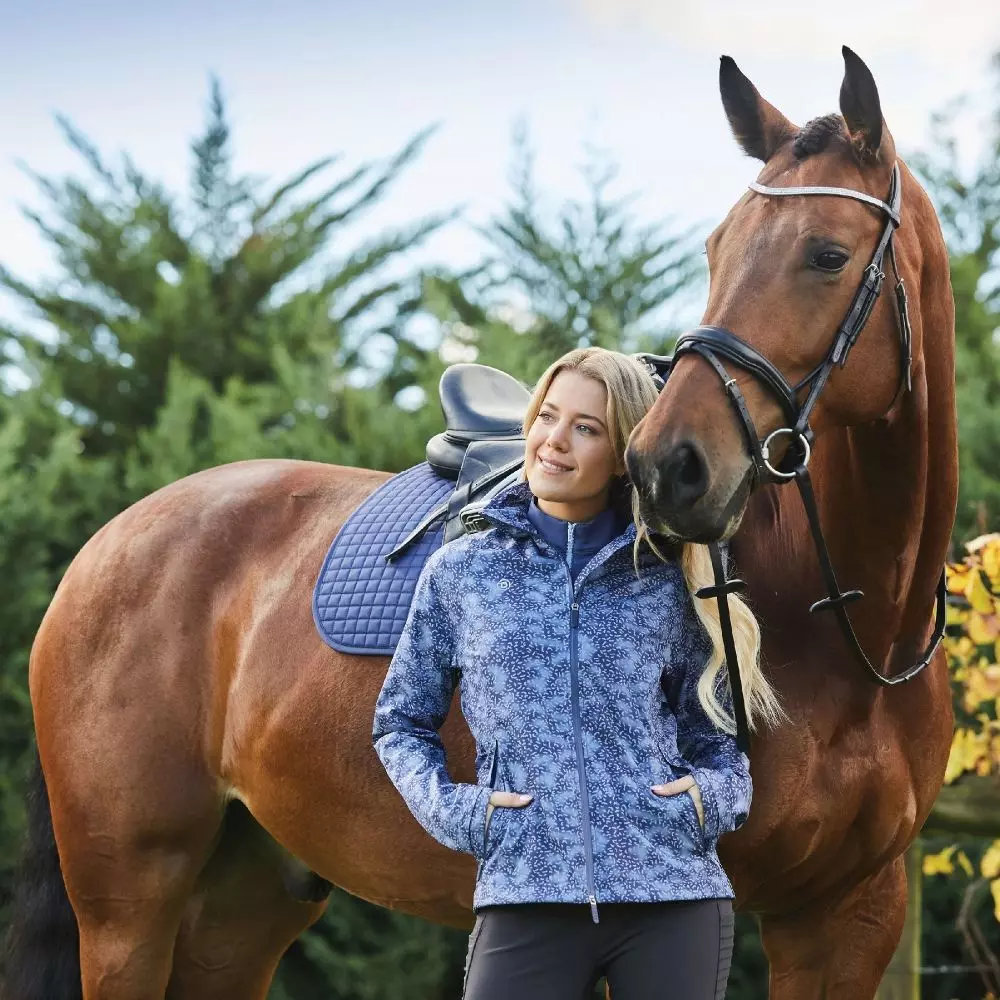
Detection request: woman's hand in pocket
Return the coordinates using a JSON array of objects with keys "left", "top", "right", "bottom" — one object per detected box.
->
[
  {"left": 489, "top": 791, "right": 532, "bottom": 808},
  {"left": 485, "top": 790, "right": 533, "bottom": 831},
  {"left": 651, "top": 775, "right": 705, "bottom": 827}
]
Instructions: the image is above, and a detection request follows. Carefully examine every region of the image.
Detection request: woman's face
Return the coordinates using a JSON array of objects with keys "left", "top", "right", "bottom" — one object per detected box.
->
[{"left": 524, "top": 370, "right": 624, "bottom": 522}]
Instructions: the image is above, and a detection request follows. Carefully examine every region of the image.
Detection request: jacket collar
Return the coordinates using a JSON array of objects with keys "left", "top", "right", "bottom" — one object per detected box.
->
[
  {"left": 480, "top": 479, "right": 638, "bottom": 557},
  {"left": 525, "top": 494, "right": 622, "bottom": 558}
]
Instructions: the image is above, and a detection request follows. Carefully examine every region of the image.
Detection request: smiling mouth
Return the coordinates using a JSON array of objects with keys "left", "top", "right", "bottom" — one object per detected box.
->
[{"left": 538, "top": 456, "right": 573, "bottom": 474}]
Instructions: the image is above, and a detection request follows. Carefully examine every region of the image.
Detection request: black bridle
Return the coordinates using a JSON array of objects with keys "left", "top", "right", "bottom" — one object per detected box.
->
[{"left": 638, "top": 162, "right": 947, "bottom": 753}]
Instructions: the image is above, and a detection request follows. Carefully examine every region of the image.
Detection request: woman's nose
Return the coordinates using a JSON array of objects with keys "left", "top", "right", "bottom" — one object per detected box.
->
[{"left": 546, "top": 421, "right": 571, "bottom": 450}]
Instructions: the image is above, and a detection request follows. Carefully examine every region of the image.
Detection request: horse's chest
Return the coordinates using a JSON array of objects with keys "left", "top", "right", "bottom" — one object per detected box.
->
[{"left": 735, "top": 725, "right": 919, "bottom": 909}]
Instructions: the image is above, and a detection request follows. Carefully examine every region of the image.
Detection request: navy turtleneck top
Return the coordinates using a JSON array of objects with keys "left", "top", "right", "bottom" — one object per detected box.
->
[{"left": 525, "top": 495, "right": 626, "bottom": 582}]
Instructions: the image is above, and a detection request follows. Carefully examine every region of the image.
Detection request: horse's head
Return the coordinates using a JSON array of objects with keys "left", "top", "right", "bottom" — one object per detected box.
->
[{"left": 627, "top": 47, "right": 913, "bottom": 543}]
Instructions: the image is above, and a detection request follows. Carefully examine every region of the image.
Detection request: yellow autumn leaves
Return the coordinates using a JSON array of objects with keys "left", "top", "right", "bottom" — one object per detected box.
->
[
  {"left": 944, "top": 532, "right": 1000, "bottom": 784},
  {"left": 924, "top": 533, "right": 1000, "bottom": 920},
  {"left": 923, "top": 843, "right": 975, "bottom": 877}
]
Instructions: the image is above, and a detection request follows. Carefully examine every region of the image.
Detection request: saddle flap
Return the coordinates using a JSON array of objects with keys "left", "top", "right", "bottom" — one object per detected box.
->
[
  {"left": 442, "top": 439, "right": 526, "bottom": 543},
  {"left": 456, "top": 438, "right": 526, "bottom": 487}
]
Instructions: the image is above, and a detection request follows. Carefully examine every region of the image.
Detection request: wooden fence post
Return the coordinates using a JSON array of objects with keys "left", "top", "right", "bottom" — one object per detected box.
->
[{"left": 875, "top": 839, "right": 923, "bottom": 1000}]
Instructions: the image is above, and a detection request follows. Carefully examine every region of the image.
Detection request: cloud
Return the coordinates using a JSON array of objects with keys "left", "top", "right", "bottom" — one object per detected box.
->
[{"left": 572, "top": 0, "right": 1000, "bottom": 64}]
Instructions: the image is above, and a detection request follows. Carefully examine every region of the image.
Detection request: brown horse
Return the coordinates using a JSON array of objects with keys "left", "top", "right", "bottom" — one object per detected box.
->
[{"left": 4, "top": 49, "right": 954, "bottom": 1000}]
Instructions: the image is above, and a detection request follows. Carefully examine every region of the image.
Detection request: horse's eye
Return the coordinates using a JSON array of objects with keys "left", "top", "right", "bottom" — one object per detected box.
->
[{"left": 812, "top": 250, "right": 849, "bottom": 272}]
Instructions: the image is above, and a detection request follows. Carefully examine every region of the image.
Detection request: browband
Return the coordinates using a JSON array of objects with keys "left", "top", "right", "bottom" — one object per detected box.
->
[{"left": 748, "top": 178, "right": 901, "bottom": 227}]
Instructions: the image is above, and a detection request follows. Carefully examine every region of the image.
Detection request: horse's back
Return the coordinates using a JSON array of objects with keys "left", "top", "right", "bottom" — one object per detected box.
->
[{"left": 37, "top": 458, "right": 385, "bottom": 628}]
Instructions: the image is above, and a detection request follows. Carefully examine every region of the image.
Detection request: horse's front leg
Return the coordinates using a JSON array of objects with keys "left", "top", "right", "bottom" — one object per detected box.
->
[{"left": 759, "top": 855, "right": 907, "bottom": 999}]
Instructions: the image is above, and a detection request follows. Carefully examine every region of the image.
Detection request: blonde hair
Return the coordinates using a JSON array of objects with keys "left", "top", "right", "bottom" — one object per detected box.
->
[{"left": 521, "top": 347, "right": 784, "bottom": 737}]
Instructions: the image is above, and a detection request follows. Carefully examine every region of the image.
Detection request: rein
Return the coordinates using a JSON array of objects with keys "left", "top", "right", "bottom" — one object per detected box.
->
[{"left": 639, "top": 162, "right": 947, "bottom": 753}]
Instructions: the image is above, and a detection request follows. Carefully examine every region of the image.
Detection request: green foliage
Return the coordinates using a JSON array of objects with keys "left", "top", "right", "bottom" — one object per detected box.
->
[
  {"left": 0, "top": 76, "right": 444, "bottom": 466},
  {"left": 416, "top": 127, "right": 703, "bottom": 386},
  {"left": 0, "top": 81, "right": 712, "bottom": 995},
  {"left": 273, "top": 891, "right": 468, "bottom": 1000}
]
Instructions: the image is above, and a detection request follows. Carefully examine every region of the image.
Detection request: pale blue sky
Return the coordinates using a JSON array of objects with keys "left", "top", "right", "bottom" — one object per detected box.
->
[{"left": 2, "top": 0, "right": 998, "bottom": 325}]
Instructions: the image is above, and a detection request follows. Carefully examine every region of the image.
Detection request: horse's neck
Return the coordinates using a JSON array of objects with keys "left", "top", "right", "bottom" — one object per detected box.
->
[{"left": 738, "top": 352, "right": 955, "bottom": 672}]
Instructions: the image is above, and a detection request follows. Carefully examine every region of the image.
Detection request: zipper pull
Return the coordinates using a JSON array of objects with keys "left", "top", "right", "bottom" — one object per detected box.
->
[
  {"left": 589, "top": 894, "right": 600, "bottom": 924},
  {"left": 570, "top": 601, "right": 580, "bottom": 627}
]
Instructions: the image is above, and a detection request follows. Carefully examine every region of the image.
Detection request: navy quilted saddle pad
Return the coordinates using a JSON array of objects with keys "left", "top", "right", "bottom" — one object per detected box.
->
[{"left": 312, "top": 462, "right": 455, "bottom": 655}]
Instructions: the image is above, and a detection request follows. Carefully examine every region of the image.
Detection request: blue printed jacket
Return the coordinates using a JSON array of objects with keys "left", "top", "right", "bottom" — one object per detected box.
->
[{"left": 372, "top": 480, "right": 751, "bottom": 917}]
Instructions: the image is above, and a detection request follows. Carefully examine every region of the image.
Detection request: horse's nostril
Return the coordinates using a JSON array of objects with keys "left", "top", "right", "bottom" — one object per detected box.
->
[
  {"left": 662, "top": 441, "right": 708, "bottom": 510},
  {"left": 676, "top": 446, "right": 702, "bottom": 487}
]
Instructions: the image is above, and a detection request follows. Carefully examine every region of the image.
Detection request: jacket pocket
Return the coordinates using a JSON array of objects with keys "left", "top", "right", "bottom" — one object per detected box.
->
[
  {"left": 647, "top": 786, "right": 706, "bottom": 855},
  {"left": 647, "top": 759, "right": 707, "bottom": 856},
  {"left": 658, "top": 746, "right": 711, "bottom": 849},
  {"left": 481, "top": 739, "right": 503, "bottom": 857},
  {"left": 683, "top": 787, "right": 709, "bottom": 853}
]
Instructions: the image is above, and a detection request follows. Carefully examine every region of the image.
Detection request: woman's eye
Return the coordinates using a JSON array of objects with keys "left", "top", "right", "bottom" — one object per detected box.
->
[
  {"left": 812, "top": 250, "right": 849, "bottom": 272},
  {"left": 577, "top": 425, "right": 595, "bottom": 435}
]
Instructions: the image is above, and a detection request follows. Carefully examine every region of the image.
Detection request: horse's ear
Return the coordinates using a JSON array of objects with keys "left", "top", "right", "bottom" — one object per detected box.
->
[
  {"left": 719, "top": 56, "right": 794, "bottom": 162},
  {"left": 839, "top": 46, "right": 884, "bottom": 161}
]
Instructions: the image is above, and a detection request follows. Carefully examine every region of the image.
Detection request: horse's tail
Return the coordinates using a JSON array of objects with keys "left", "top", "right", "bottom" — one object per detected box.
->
[{"left": 0, "top": 749, "right": 82, "bottom": 1000}]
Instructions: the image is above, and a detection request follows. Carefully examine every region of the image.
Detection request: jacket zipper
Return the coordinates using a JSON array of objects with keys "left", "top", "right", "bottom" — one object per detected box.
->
[{"left": 566, "top": 524, "right": 600, "bottom": 924}]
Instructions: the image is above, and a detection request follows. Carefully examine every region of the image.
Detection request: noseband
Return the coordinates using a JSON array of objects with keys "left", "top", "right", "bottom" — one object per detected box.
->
[{"left": 638, "top": 162, "right": 946, "bottom": 752}]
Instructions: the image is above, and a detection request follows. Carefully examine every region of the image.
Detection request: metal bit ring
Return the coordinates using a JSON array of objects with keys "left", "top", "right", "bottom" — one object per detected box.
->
[{"left": 761, "top": 427, "right": 811, "bottom": 480}]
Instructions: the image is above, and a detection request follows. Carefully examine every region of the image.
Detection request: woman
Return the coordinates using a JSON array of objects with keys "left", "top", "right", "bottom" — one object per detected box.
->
[{"left": 372, "top": 348, "right": 782, "bottom": 999}]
